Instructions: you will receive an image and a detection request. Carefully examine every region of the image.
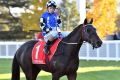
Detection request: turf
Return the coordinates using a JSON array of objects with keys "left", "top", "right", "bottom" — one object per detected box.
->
[
  {"left": 1, "top": 59, "right": 120, "bottom": 80},
  {"left": 0, "top": 59, "right": 12, "bottom": 74}
]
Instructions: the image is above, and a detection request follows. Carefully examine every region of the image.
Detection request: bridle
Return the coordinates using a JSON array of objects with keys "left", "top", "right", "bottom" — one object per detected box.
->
[{"left": 82, "top": 24, "right": 97, "bottom": 49}]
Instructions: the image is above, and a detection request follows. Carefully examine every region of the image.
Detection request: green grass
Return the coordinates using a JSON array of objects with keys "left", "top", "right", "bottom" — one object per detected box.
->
[
  {"left": 1, "top": 59, "right": 120, "bottom": 80},
  {"left": 0, "top": 59, "right": 12, "bottom": 74}
]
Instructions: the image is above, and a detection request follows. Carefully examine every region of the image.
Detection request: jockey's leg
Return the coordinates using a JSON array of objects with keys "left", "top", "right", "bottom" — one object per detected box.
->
[
  {"left": 44, "top": 31, "right": 58, "bottom": 55},
  {"left": 44, "top": 40, "right": 52, "bottom": 55}
]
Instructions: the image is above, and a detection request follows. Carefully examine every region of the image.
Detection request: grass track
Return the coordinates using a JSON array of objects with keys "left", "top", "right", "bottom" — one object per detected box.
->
[{"left": 1, "top": 59, "right": 120, "bottom": 80}]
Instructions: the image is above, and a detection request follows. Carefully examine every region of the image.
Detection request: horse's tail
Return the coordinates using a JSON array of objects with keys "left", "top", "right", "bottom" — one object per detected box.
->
[{"left": 11, "top": 54, "right": 20, "bottom": 80}]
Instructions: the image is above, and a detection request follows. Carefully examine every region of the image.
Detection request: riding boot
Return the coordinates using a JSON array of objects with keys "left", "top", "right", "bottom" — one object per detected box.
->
[{"left": 44, "top": 40, "right": 52, "bottom": 55}]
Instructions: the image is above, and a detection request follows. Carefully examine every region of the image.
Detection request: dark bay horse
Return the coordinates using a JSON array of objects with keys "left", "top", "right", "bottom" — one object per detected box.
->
[{"left": 11, "top": 18, "right": 102, "bottom": 80}]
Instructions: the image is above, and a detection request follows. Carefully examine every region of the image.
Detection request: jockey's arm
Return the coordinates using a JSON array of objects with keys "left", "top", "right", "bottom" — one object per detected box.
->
[
  {"left": 57, "top": 16, "right": 62, "bottom": 28},
  {"left": 40, "top": 17, "right": 50, "bottom": 33},
  {"left": 40, "top": 17, "right": 45, "bottom": 30}
]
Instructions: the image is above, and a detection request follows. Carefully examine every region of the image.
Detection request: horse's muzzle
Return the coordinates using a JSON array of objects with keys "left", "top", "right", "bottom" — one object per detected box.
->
[{"left": 94, "top": 40, "right": 102, "bottom": 48}]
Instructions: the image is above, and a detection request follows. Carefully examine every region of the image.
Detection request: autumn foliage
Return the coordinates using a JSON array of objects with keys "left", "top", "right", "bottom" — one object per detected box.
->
[
  {"left": 87, "top": 0, "right": 118, "bottom": 39},
  {"left": 21, "top": 0, "right": 48, "bottom": 32}
]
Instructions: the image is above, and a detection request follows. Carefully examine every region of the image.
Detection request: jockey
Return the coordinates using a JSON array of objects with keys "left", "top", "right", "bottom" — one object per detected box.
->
[{"left": 40, "top": 0, "right": 63, "bottom": 55}]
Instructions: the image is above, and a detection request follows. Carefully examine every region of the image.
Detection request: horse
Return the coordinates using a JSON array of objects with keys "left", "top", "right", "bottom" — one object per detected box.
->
[{"left": 11, "top": 18, "right": 102, "bottom": 80}]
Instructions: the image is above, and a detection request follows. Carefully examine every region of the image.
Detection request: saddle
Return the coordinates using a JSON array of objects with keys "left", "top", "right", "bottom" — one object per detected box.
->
[{"left": 32, "top": 38, "right": 61, "bottom": 64}]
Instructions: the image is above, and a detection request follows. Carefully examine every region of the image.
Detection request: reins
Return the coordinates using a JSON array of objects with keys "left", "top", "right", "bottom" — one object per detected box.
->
[{"left": 61, "top": 40, "right": 78, "bottom": 44}]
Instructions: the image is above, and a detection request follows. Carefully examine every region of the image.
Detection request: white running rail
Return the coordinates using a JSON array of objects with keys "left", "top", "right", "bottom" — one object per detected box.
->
[{"left": 0, "top": 40, "right": 120, "bottom": 61}]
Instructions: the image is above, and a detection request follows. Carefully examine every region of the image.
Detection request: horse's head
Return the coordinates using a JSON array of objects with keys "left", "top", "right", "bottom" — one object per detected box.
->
[{"left": 82, "top": 18, "right": 102, "bottom": 48}]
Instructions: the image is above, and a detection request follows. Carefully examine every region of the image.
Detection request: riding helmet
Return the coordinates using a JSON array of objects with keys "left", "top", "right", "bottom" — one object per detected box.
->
[{"left": 46, "top": 0, "right": 57, "bottom": 8}]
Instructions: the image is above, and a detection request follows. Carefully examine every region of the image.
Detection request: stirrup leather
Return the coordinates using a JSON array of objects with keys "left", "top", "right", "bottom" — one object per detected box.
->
[{"left": 44, "top": 45, "right": 50, "bottom": 55}]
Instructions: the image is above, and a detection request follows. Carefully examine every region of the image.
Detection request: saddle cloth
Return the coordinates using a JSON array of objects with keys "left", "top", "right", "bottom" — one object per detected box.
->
[{"left": 32, "top": 39, "right": 61, "bottom": 64}]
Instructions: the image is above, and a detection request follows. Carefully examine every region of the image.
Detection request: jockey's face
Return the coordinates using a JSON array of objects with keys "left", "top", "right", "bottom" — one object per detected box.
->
[{"left": 47, "top": 6, "right": 55, "bottom": 14}]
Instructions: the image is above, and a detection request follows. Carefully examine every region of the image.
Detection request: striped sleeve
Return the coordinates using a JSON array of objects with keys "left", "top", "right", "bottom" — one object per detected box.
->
[
  {"left": 40, "top": 17, "right": 46, "bottom": 30},
  {"left": 57, "top": 16, "right": 62, "bottom": 28}
]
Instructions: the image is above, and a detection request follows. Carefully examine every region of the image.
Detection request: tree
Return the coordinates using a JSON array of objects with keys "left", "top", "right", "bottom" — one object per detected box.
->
[
  {"left": 21, "top": 0, "right": 48, "bottom": 32},
  {"left": 87, "top": 0, "right": 118, "bottom": 38},
  {"left": 0, "top": 0, "right": 38, "bottom": 40},
  {"left": 0, "top": 0, "right": 31, "bottom": 31},
  {"left": 0, "top": 0, "right": 31, "bottom": 7},
  {"left": 60, "top": 0, "right": 80, "bottom": 31}
]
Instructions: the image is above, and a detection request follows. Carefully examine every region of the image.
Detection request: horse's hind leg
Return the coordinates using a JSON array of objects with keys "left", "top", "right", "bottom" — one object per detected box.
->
[
  {"left": 52, "top": 73, "right": 62, "bottom": 80},
  {"left": 24, "top": 66, "right": 41, "bottom": 80}
]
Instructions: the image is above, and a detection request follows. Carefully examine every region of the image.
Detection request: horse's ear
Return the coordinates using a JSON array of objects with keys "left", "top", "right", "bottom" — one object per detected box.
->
[
  {"left": 84, "top": 18, "right": 88, "bottom": 25},
  {"left": 89, "top": 18, "right": 93, "bottom": 24}
]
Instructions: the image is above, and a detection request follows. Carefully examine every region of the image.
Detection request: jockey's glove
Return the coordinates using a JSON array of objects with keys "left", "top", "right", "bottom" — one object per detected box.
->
[{"left": 58, "top": 32, "right": 62, "bottom": 38}]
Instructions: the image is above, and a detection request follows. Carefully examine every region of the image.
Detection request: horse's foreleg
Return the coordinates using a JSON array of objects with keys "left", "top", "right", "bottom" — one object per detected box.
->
[
  {"left": 52, "top": 73, "right": 62, "bottom": 80},
  {"left": 67, "top": 72, "right": 77, "bottom": 80}
]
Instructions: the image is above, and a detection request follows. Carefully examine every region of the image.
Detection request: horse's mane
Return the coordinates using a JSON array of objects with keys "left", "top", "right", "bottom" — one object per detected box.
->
[{"left": 62, "top": 24, "right": 83, "bottom": 41}]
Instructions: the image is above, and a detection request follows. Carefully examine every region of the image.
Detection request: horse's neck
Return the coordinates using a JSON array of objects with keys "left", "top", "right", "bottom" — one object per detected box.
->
[
  {"left": 62, "top": 25, "right": 83, "bottom": 57},
  {"left": 63, "top": 25, "right": 83, "bottom": 44}
]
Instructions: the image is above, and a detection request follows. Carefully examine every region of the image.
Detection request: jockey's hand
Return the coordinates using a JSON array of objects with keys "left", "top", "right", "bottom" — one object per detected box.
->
[
  {"left": 58, "top": 32, "right": 62, "bottom": 38},
  {"left": 58, "top": 32, "right": 61, "bottom": 35}
]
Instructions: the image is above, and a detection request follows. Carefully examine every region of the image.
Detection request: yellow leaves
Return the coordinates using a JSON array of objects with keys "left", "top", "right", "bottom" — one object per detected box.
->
[
  {"left": 86, "top": 10, "right": 93, "bottom": 20},
  {"left": 21, "top": 0, "right": 48, "bottom": 32},
  {"left": 87, "top": 0, "right": 118, "bottom": 39}
]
